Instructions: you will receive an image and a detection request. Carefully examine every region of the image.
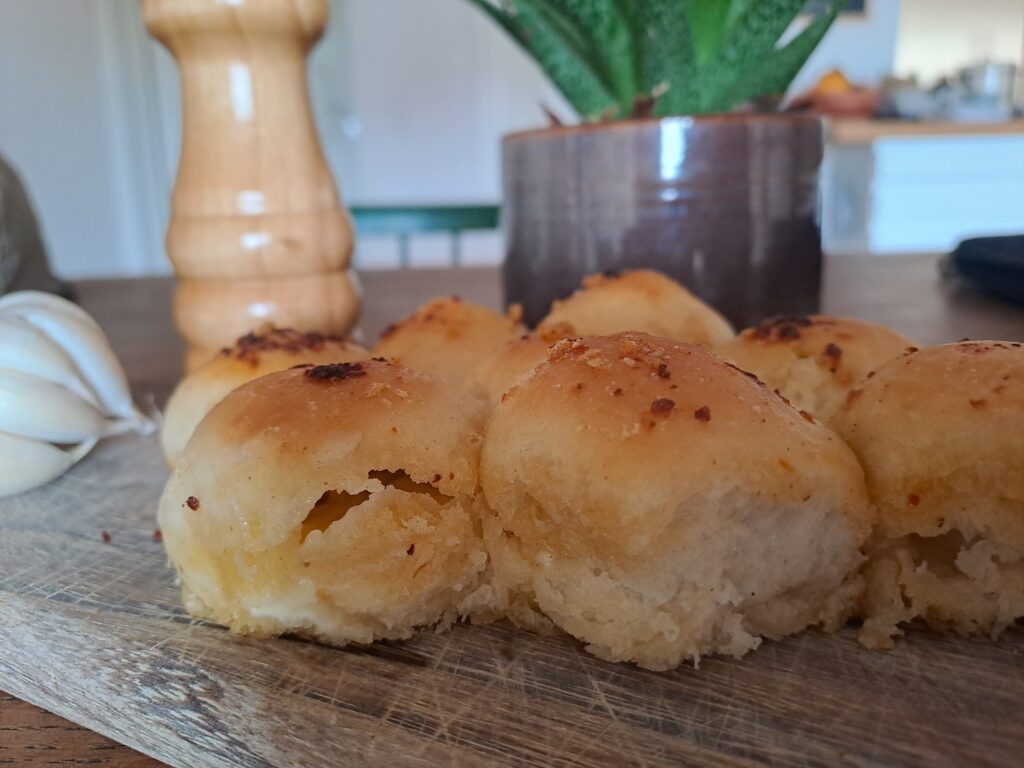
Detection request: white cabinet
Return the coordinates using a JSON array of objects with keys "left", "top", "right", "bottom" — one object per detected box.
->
[{"left": 824, "top": 132, "right": 1024, "bottom": 255}]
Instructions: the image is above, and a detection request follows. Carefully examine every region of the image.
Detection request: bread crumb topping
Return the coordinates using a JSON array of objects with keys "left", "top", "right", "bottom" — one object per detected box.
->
[
  {"left": 751, "top": 315, "right": 813, "bottom": 342},
  {"left": 547, "top": 338, "right": 590, "bottom": 362},
  {"left": 823, "top": 342, "right": 843, "bottom": 372},
  {"left": 305, "top": 362, "right": 367, "bottom": 382},
  {"left": 366, "top": 382, "right": 409, "bottom": 399},
  {"left": 650, "top": 398, "right": 676, "bottom": 417},
  {"left": 221, "top": 328, "right": 350, "bottom": 366}
]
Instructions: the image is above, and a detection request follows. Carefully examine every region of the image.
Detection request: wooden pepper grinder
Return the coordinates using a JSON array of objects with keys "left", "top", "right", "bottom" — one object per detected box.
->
[{"left": 143, "top": 0, "right": 359, "bottom": 371}]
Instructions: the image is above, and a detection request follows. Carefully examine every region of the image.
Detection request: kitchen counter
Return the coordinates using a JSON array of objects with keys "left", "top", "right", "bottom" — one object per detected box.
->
[
  {"left": 822, "top": 121, "right": 1024, "bottom": 255},
  {"left": 828, "top": 117, "right": 1024, "bottom": 144}
]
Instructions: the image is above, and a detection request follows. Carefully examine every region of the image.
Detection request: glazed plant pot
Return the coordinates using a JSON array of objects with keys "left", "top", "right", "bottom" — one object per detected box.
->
[{"left": 502, "top": 115, "right": 824, "bottom": 328}]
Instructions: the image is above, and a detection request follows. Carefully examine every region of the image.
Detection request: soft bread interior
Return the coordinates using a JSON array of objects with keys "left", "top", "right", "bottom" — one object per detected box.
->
[
  {"left": 173, "top": 469, "right": 487, "bottom": 645},
  {"left": 766, "top": 355, "right": 845, "bottom": 419},
  {"left": 860, "top": 527, "right": 1024, "bottom": 649},
  {"left": 299, "top": 470, "right": 452, "bottom": 541},
  {"left": 484, "top": 489, "right": 865, "bottom": 670}
]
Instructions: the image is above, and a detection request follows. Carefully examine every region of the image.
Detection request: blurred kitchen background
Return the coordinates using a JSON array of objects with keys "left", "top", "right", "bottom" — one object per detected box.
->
[{"left": 1, "top": 0, "right": 1022, "bottom": 279}]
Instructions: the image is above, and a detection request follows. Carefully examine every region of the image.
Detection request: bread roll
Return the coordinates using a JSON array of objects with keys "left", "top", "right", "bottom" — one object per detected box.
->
[
  {"left": 480, "top": 332, "right": 871, "bottom": 669},
  {"left": 473, "top": 323, "right": 575, "bottom": 405},
  {"left": 716, "top": 315, "right": 914, "bottom": 422},
  {"left": 374, "top": 297, "right": 525, "bottom": 385},
  {"left": 831, "top": 341, "right": 1024, "bottom": 648},
  {"left": 538, "top": 270, "right": 733, "bottom": 345},
  {"left": 158, "top": 360, "right": 490, "bottom": 646},
  {"left": 161, "top": 328, "right": 368, "bottom": 468}
]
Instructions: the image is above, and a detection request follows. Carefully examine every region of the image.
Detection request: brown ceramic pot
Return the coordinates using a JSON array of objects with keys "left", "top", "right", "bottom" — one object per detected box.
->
[{"left": 502, "top": 115, "right": 824, "bottom": 328}]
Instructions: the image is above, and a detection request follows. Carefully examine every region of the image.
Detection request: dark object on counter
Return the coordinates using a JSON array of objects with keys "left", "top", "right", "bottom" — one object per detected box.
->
[
  {"left": 502, "top": 115, "right": 824, "bottom": 328},
  {"left": 0, "top": 155, "right": 67, "bottom": 297},
  {"left": 944, "top": 235, "right": 1024, "bottom": 306}
]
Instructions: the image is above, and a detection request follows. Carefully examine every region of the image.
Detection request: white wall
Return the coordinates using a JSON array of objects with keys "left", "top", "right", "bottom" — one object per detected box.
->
[
  {"left": 314, "top": 0, "right": 570, "bottom": 267},
  {"left": 0, "top": 1, "right": 149, "bottom": 277},
  {"left": 896, "top": 0, "right": 1024, "bottom": 85},
  {"left": 327, "top": 0, "right": 568, "bottom": 204}
]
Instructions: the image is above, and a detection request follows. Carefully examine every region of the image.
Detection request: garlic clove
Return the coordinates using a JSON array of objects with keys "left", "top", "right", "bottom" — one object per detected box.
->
[
  {"left": 0, "top": 430, "right": 96, "bottom": 498},
  {"left": 0, "top": 295, "right": 149, "bottom": 426},
  {"left": 0, "top": 315, "right": 100, "bottom": 406},
  {"left": 0, "top": 290, "right": 104, "bottom": 332},
  {"left": 0, "top": 368, "right": 117, "bottom": 444},
  {"left": 0, "top": 291, "right": 155, "bottom": 496}
]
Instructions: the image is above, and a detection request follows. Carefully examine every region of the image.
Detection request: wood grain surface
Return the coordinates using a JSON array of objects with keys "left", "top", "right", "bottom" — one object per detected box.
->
[
  {"left": 2, "top": 258, "right": 1022, "bottom": 768},
  {"left": 827, "top": 117, "right": 1024, "bottom": 145}
]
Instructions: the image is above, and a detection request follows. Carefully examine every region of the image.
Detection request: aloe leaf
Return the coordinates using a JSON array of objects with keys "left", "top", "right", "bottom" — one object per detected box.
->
[
  {"left": 696, "top": 0, "right": 813, "bottom": 111},
  {"left": 718, "top": 0, "right": 809, "bottom": 60},
  {"left": 546, "top": 0, "right": 639, "bottom": 115},
  {"left": 682, "top": 0, "right": 733, "bottom": 65},
  {"left": 466, "top": 0, "right": 619, "bottom": 119},
  {"left": 468, "top": 0, "right": 844, "bottom": 119},
  {"left": 522, "top": 0, "right": 598, "bottom": 58},
  {"left": 746, "top": 0, "right": 845, "bottom": 100},
  {"left": 724, "top": 0, "right": 756, "bottom": 30},
  {"left": 633, "top": 0, "right": 698, "bottom": 115}
]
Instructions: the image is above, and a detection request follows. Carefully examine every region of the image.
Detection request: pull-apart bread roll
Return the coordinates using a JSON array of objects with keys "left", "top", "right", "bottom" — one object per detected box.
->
[
  {"left": 473, "top": 322, "right": 576, "bottom": 405},
  {"left": 480, "top": 332, "right": 871, "bottom": 669},
  {"left": 717, "top": 315, "right": 914, "bottom": 423},
  {"left": 374, "top": 297, "right": 524, "bottom": 385},
  {"left": 158, "top": 359, "right": 490, "bottom": 646},
  {"left": 161, "top": 328, "right": 369, "bottom": 468},
  {"left": 538, "top": 270, "right": 734, "bottom": 346},
  {"left": 832, "top": 341, "right": 1024, "bottom": 648}
]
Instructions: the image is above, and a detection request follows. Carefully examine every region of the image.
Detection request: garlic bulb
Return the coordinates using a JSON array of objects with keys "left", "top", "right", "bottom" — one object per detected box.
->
[{"left": 0, "top": 291, "right": 154, "bottom": 497}]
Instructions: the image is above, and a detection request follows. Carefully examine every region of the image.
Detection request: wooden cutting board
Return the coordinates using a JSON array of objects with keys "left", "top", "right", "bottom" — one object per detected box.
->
[
  {"left": 3, "top": 407, "right": 1023, "bottom": 767},
  {"left": 3, "top": 265, "right": 1023, "bottom": 767}
]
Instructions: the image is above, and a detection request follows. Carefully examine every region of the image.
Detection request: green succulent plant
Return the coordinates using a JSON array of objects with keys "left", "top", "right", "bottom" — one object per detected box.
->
[{"left": 466, "top": 0, "right": 846, "bottom": 120}]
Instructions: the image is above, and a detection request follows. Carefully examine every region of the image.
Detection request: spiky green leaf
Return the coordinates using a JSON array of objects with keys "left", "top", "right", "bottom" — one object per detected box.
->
[
  {"left": 681, "top": 0, "right": 733, "bottom": 66},
  {"left": 724, "top": 0, "right": 756, "bottom": 30},
  {"left": 546, "top": 0, "right": 639, "bottom": 112},
  {"left": 698, "top": 0, "right": 827, "bottom": 111},
  {"left": 466, "top": 0, "right": 619, "bottom": 119},
  {"left": 716, "top": 0, "right": 809, "bottom": 62},
  {"left": 467, "top": 0, "right": 845, "bottom": 119},
  {"left": 736, "top": 0, "right": 845, "bottom": 102},
  {"left": 632, "top": 0, "right": 698, "bottom": 115}
]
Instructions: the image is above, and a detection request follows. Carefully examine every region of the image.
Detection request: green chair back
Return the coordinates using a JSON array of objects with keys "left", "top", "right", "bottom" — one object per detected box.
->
[{"left": 350, "top": 205, "right": 500, "bottom": 267}]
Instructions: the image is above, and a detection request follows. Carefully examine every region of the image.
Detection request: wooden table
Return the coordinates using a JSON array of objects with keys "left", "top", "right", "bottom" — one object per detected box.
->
[
  {"left": 2, "top": 256, "right": 1022, "bottom": 768},
  {"left": 827, "top": 117, "right": 1024, "bottom": 145}
]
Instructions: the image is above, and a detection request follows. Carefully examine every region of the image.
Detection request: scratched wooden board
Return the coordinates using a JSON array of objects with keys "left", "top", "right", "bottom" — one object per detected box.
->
[
  {"left": 0, "top": 430, "right": 1021, "bottom": 768},
  {"left": 3, "top": 264, "right": 1024, "bottom": 767}
]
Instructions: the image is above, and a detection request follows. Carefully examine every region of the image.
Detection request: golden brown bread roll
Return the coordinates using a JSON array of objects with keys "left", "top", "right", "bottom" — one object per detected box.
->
[
  {"left": 480, "top": 332, "right": 871, "bottom": 669},
  {"left": 716, "top": 315, "right": 915, "bottom": 422},
  {"left": 831, "top": 341, "right": 1024, "bottom": 648},
  {"left": 158, "top": 360, "right": 491, "bottom": 646},
  {"left": 472, "top": 323, "right": 575, "bottom": 404},
  {"left": 161, "top": 328, "right": 369, "bottom": 468},
  {"left": 538, "top": 270, "right": 733, "bottom": 345},
  {"left": 373, "top": 297, "right": 524, "bottom": 386}
]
